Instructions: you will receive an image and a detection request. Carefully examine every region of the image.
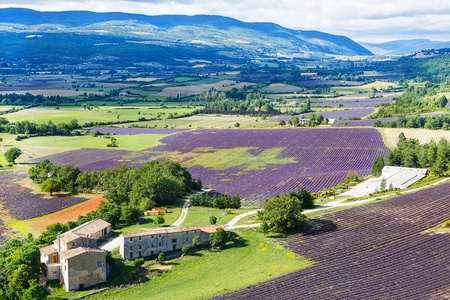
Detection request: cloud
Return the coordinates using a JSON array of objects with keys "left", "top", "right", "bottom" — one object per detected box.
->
[{"left": 2, "top": 0, "right": 450, "bottom": 42}]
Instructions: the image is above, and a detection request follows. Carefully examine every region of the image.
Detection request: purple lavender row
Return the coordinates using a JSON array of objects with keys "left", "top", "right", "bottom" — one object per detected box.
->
[
  {"left": 214, "top": 183, "right": 450, "bottom": 299},
  {"left": 0, "top": 170, "right": 88, "bottom": 220}
]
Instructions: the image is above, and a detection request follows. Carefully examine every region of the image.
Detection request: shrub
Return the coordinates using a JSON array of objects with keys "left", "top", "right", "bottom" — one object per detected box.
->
[
  {"left": 445, "top": 220, "right": 450, "bottom": 228},
  {"left": 134, "top": 258, "right": 144, "bottom": 268}
]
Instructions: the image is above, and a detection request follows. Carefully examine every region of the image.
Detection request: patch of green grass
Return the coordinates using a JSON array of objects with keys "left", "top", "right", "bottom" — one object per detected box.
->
[
  {"left": 84, "top": 229, "right": 313, "bottom": 300},
  {"left": 10, "top": 134, "right": 169, "bottom": 151},
  {"left": 182, "top": 147, "right": 296, "bottom": 170},
  {"left": 118, "top": 207, "right": 183, "bottom": 235},
  {"left": 181, "top": 207, "right": 252, "bottom": 227}
]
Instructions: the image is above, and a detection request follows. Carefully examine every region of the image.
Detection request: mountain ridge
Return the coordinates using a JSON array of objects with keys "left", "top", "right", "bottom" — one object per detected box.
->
[{"left": 0, "top": 7, "right": 372, "bottom": 56}]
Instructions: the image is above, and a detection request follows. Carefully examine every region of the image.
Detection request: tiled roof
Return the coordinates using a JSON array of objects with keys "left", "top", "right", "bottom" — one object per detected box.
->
[
  {"left": 121, "top": 226, "right": 202, "bottom": 238},
  {"left": 200, "top": 224, "right": 229, "bottom": 233},
  {"left": 59, "top": 231, "right": 82, "bottom": 243},
  {"left": 40, "top": 245, "right": 58, "bottom": 256},
  {"left": 60, "top": 246, "right": 105, "bottom": 259},
  {"left": 71, "top": 218, "right": 111, "bottom": 236}
]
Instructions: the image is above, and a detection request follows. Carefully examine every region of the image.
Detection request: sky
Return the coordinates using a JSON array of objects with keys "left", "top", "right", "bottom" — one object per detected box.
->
[{"left": 1, "top": 0, "right": 450, "bottom": 43}]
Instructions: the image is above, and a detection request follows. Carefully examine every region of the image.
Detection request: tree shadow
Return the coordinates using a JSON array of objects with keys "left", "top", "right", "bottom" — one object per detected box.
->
[{"left": 301, "top": 219, "right": 338, "bottom": 236}]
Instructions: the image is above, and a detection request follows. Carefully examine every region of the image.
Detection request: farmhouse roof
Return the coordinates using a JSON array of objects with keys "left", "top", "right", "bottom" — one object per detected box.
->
[
  {"left": 60, "top": 246, "right": 105, "bottom": 259},
  {"left": 121, "top": 226, "right": 202, "bottom": 239},
  {"left": 71, "top": 218, "right": 111, "bottom": 237},
  {"left": 59, "top": 231, "right": 82, "bottom": 243},
  {"left": 200, "top": 224, "right": 229, "bottom": 233},
  {"left": 40, "top": 245, "right": 58, "bottom": 256},
  {"left": 382, "top": 166, "right": 428, "bottom": 188}
]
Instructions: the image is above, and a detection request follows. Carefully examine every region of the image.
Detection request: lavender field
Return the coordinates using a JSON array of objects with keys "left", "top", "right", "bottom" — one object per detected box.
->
[
  {"left": 29, "top": 148, "right": 132, "bottom": 172},
  {"left": 215, "top": 183, "right": 450, "bottom": 299},
  {"left": 0, "top": 170, "right": 88, "bottom": 220},
  {"left": 131, "top": 128, "right": 389, "bottom": 205},
  {"left": 270, "top": 108, "right": 374, "bottom": 123}
]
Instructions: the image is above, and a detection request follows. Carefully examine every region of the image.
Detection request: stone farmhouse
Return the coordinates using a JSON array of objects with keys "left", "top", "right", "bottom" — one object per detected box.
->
[
  {"left": 120, "top": 224, "right": 228, "bottom": 260},
  {"left": 40, "top": 218, "right": 111, "bottom": 291}
]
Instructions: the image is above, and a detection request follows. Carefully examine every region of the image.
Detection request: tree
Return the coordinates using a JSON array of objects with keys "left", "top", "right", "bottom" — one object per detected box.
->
[
  {"left": 181, "top": 244, "right": 191, "bottom": 255},
  {"left": 234, "top": 122, "right": 240, "bottom": 128},
  {"left": 192, "top": 235, "right": 200, "bottom": 246},
  {"left": 278, "top": 119, "right": 286, "bottom": 126},
  {"left": 157, "top": 252, "right": 166, "bottom": 264},
  {"left": 257, "top": 193, "right": 308, "bottom": 233},
  {"left": 41, "top": 178, "right": 63, "bottom": 196},
  {"left": 22, "top": 279, "right": 47, "bottom": 300},
  {"left": 121, "top": 204, "right": 141, "bottom": 224},
  {"left": 380, "top": 177, "right": 387, "bottom": 191},
  {"left": 210, "top": 215, "right": 217, "bottom": 225},
  {"left": 7, "top": 264, "right": 35, "bottom": 299},
  {"left": 371, "top": 155, "right": 385, "bottom": 177},
  {"left": 134, "top": 258, "right": 144, "bottom": 268},
  {"left": 4, "top": 147, "right": 22, "bottom": 164},
  {"left": 260, "top": 221, "right": 270, "bottom": 235},
  {"left": 156, "top": 215, "right": 165, "bottom": 226},
  {"left": 209, "top": 228, "right": 228, "bottom": 248}
]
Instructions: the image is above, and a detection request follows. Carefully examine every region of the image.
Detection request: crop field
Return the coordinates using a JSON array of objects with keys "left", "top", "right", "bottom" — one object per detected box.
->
[
  {"left": 312, "top": 97, "right": 394, "bottom": 108},
  {"left": 9, "top": 195, "right": 106, "bottom": 237},
  {"left": 4, "top": 106, "right": 197, "bottom": 125},
  {"left": 378, "top": 128, "right": 450, "bottom": 148},
  {"left": 262, "top": 84, "right": 303, "bottom": 94},
  {"left": 127, "top": 128, "right": 389, "bottom": 205},
  {"left": 156, "top": 80, "right": 255, "bottom": 97},
  {"left": 28, "top": 148, "right": 132, "bottom": 172},
  {"left": 294, "top": 80, "right": 361, "bottom": 87},
  {"left": 270, "top": 108, "right": 374, "bottom": 123},
  {"left": 10, "top": 133, "right": 169, "bottom": 151},
  {"left": 331, "top": 81, "right": 398, "bottom": 94},
  {"left": 216, "top": 183, "right": 450, "bottom": 299},
  {"left": 0, "top": 170, "right": 88, "bottom": 220}
]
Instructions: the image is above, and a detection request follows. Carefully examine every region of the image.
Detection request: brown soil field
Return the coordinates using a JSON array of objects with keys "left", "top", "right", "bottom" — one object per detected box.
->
[{"left": 19, "top": 195, "right": 107, "bottom": 236}]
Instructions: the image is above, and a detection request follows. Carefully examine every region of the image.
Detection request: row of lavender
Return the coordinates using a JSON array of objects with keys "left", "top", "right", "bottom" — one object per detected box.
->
[
  {"left": 215, "top": 183, "right": 450, "bottom": 299},
  {"left": 0, "top": 170, "right": 88, "bottom": 220},
  {"left": 28, "top": 128, "right": 390, "bottom": 205},
  {"left": 133, "top": 128, "right": 389, "bottom": 205}
]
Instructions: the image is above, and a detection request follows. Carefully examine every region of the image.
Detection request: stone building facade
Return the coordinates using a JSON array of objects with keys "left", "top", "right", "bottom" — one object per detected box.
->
[
  {"left": 119, "top": 225, "right": 227, "bottom": 260},
  {"left": 39, "top": 218, "right": 111, "bottom": 291}
]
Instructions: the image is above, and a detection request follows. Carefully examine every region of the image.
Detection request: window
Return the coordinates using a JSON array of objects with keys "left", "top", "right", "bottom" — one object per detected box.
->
[
  {"left": 151, "top": 244, "right": 154, "bottom": 248},
  {"left": 130, "top": 252, "right": 133, "bottom": 258},
  {"left": 159, "top": 234, "right": 161, "bottom": 238},
  {"left": 172, "top": 239, "right": 177, "bottom": 243},
  {"left": 138, "top": 245, "right": 142, "bottom": 250},
  {"left": 130, "top": 246, "right": 133, "bottom": 251},
  {"left": 97, "top": 261, "right": 103, "bottom": 267},
  {"left": 130, "top": 238, "right": 133, "bottom": 241},
  {"left": 139, "top": 251, "right": 142, "bottom": 257},
  {"left": 151, "top": 235, "right": 153, "bottom": 238},
  {"left": 139, "top": 236, "right": 141, "bottom": 240},
  {"left": 159, "top": 243, "right": 161, "bottom": 247},
  {"left": 151, "top": 251, "right": 154, "bottom": 254},
  {"left": 186, "top": 238, "right": 188, "bottom": 242}
]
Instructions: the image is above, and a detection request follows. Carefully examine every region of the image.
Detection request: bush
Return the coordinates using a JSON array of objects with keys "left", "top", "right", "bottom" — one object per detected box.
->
[
  {"left": 210, "top": 215, "right": 217, "bottom": 225},
  {"left": 157, "top": 253, "right": 166, "bottom": 264},
  {"left": 134, "top": 258, "right": 144, "bottom": 268},
  {"left": 445, "top": 220, "right": 450, "bottom": 228}
]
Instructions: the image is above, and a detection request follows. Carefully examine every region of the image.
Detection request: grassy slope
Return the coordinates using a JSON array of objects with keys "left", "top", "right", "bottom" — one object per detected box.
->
[
  {"left": 181, "top": 207, "right": 253, "bottom": 227},
  {"left": 84, "top": 229, "right": 313, "bottom": 300}
]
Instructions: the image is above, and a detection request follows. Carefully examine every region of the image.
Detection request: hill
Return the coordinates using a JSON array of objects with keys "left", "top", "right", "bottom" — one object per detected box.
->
[
  {"left": 361, "top": 39, "right": 450, "bottom": 55},
  {"left": 0, "top": 8, "right": 372, "bottom": 57}
]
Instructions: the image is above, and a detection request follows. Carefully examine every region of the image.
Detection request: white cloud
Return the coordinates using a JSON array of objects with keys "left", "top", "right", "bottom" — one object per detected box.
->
[{"left": 2, "top": 0, "right": 450, "bottom": 42}]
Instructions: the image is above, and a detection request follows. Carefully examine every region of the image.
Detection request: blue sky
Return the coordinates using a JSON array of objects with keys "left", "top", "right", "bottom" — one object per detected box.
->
[{"left": 1, "top": 0, "right": 450, "bottom": 43}]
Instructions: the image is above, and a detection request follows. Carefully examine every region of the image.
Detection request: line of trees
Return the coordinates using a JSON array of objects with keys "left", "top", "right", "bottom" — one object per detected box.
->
[
  {"left": 374, "top": 114, "right": 450, "bottom": 130},
  {"left": 0, "top": 118, "right": 80, "bottom": 135},
  {"left": 190, "top": 192, "right": 241, "bottom": 209},
  {"left": 29, "top": 160, "right": 203, "bottom": 223},
  {"left": 386, "top": 133, "right": 450, "bottom": 176}
]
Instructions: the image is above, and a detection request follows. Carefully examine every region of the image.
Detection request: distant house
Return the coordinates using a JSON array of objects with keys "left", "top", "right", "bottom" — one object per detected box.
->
[
  {"left": 119, "top": 225, "right": 228, "bottom": 260},
  {"left": 40, "top": 218, "right": 111, "bottom": 291}
]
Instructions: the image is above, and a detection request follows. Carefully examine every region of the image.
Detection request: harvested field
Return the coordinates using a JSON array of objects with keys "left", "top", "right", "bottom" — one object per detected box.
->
[
  {"left": 378, "top": 128, "right": 450, "bottom": 148},
  {"left": 156, "top": 80, "right": 255, "bottom": 97},
  {"left": 262, "top": 84, "right": 303, "bottom": 94},
  {"left": 12, "top": 195, "right": 107, "bottom": 237}
]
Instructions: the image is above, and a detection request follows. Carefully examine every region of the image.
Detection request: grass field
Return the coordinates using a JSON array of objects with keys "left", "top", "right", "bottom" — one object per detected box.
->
[
  {"left": 5, "top": 107, "right": 196, "bottom": 125},
  {"left": 117, "top": 207, "right": 183, "bottom": 235},
  {"left": 63, "top": 229, "right": 313, "bottom": 300},
  {"left": 181, "top": 207, "right": 253, "bottom": 227},
  {"left": 9, "top": 134, "right": 169, "bottom": 151},
  {"left": 331, "top": 81, "right": 399, "bottom": 94}
]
